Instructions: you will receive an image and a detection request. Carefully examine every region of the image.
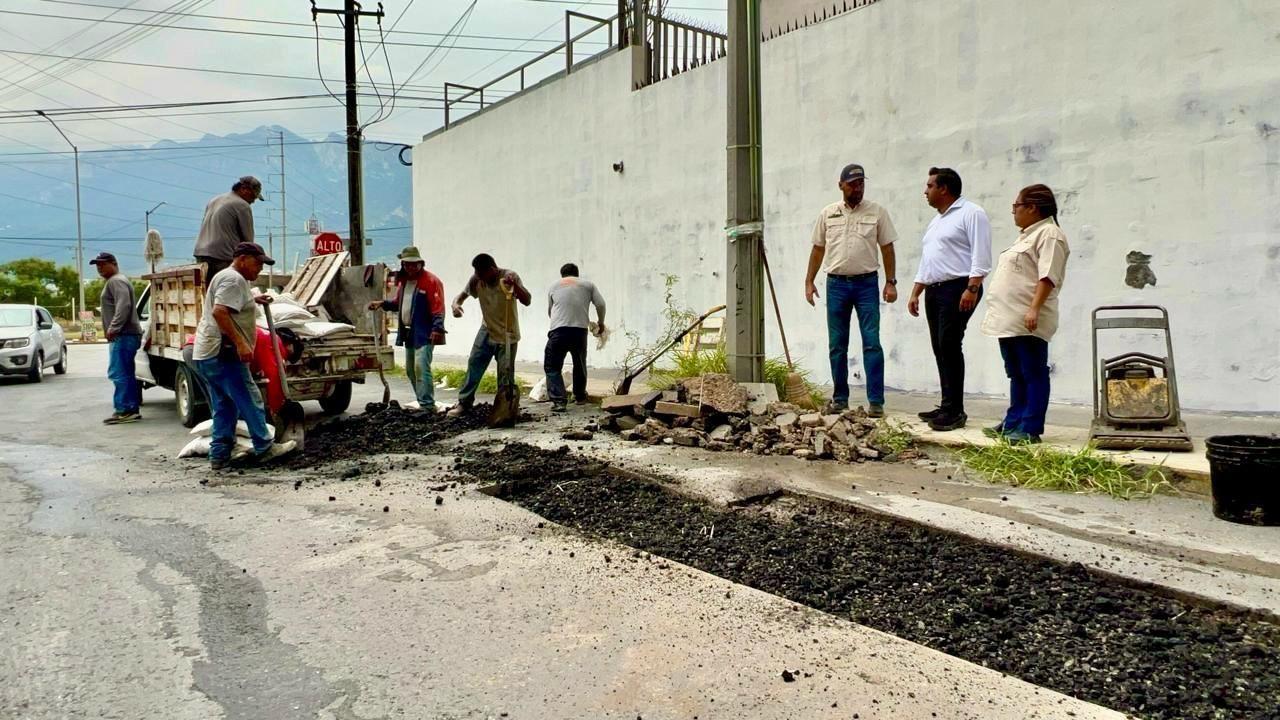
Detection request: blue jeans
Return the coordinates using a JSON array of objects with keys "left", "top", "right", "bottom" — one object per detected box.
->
[
  {"left": 457, "top": 327, "right": 517, "bottom": 408},
  {"left": 826, "top": 273, "right": 884, "bottom": 406},
  {"left": 194, "top": 357, "right": 274, "bottom": 462},
  {"left": 999, "top": 336, "right": 1050, "bottom": 436},
  {"left": 107, "top": 334, "right": 142, "bottom": 414},
  {"left": 402, "top": 343, "right": 435, "bottom": 406}
]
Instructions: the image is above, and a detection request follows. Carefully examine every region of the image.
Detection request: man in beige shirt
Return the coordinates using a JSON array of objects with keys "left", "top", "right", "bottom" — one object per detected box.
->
[
  {"left": 447, "top": 253, "right": 531, "bottom": 416},
  {"left": 804, "top": 163, "right": 899, "bottom": 416}
]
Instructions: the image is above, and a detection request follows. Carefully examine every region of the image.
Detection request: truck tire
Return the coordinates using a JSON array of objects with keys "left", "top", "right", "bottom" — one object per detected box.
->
[
  {"left": 175, "top": 365, "right": 209, "bottom": 428},
  {"left": 318, "top": 380, "right": 353, "bottom": 415}
]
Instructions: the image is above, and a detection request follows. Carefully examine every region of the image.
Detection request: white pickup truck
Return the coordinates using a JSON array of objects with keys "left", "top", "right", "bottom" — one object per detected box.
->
[{"left": 134, "top": 252, "right": 394, "bottom": 428}]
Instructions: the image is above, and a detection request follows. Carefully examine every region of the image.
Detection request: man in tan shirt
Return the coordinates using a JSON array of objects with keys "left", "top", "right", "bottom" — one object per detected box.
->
[
  {"left": 447, "top": 253, "right": 531, "bottom": 416},
  {"left": 804, "top": 163, "right": 899, "bottom": 416}
]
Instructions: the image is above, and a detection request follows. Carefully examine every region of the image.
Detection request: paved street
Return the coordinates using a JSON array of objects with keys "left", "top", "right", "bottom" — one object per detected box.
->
[{"left": 0, "top": 344, "right": 1136, "bottom": 719}]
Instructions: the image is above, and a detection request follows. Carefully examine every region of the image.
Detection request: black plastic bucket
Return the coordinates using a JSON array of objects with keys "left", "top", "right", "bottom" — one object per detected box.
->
[{"left": 1206, "top": 435, "right": 1280, "bottom": 526}]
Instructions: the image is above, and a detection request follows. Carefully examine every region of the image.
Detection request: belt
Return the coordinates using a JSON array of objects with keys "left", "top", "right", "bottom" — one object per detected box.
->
[
  {"left": 926, "top": 277, "right": 969, "bottom": 289},
  {"left": 828, "top": 271, "right": 878, "bottom": 280}
]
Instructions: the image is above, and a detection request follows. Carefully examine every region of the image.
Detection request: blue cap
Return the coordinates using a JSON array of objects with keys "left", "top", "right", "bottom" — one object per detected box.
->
[{"left": 839, "top": 163, "right": 867, "bottom": 183}]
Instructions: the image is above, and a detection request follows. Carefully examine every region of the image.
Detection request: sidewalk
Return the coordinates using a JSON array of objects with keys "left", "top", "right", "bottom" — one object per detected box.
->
[{"left": 423, "top": 351, "right": 1278, "bottom": 485}]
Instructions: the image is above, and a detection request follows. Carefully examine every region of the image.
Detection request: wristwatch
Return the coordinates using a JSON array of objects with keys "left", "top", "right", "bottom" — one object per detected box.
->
[
  {"left": 885, "top": 278, "right": 898, "bottom": 286},
  {"left": 966, "top": 284, "right": 981, "bottom": 294}
]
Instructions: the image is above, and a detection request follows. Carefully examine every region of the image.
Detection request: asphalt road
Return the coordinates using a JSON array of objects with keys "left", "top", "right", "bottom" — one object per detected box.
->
[{"left": 0, "top": 344, "right": 1120, "bottom": 720}]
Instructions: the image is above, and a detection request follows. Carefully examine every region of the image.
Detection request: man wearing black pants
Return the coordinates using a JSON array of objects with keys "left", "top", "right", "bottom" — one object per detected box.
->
[
  {"left": 544, "top": 263, "right": 606, "bottom": 412},
  {"left": 907, "top": 167, "right": 992, "bottom": 431}
]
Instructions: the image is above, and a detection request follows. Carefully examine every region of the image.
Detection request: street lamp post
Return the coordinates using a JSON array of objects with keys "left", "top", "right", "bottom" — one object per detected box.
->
[
  {"left": 145, "top": 201, "right": 165, "bottom": 233},
  {"left": 36, "top": 111, "right": 86, "bottom": 341}
]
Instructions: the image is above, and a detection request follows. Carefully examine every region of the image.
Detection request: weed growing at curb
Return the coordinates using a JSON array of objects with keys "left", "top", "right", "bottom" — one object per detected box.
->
[
  {"left": 958, "top": 441, "right": 1171, "bottom": 499},
  {"left": 870, "top": 419, "right": 915, "bottom": 455},
  {"left": 435, "top": 366, "right": 529, "bottom": 395}
]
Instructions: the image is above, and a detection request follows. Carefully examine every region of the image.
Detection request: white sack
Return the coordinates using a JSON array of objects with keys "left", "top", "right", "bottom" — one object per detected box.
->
[{"left": 189, "top": 419, "right": 275, "bottom": 439}]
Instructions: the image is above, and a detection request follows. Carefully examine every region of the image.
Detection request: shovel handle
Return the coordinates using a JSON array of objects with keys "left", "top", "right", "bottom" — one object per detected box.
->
[{"left": 261, "top": 302, "right": 293, "bottom": 403}]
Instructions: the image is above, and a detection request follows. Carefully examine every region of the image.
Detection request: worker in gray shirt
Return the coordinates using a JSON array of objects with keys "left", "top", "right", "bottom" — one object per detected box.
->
[
  {"left": 194, "top": 175, "right": 263, "bottom": 282},
  {"left": 90, "top": 252, "right": 143, "bottom": 424},
  {"left": 544, "top": 263, "right": 605, "bottom": 412}
]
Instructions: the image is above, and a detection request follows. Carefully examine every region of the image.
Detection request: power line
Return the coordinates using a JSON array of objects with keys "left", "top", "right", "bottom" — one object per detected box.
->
[
  {"left": 2, "top": 9, "right": 589, "bottom": 54},
  {"left": 31, "top": 0, "right": 591, "bottom": 44},
  {"left": 0, "top": 139, "right": 343, "bottom": 158}
]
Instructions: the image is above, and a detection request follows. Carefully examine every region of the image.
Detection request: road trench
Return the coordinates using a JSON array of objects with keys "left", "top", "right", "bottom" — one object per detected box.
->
[{"left": 288, "top": 408, "right": 1280, "bottom": 720}]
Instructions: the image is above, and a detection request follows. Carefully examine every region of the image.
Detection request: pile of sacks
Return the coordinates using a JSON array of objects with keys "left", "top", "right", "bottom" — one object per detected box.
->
[
  {"left": 253, "top": 290, "right": 355, "bottom": 338},
  {"left": 178, "top": 419, "right": 276, "bottom": 459},
  {"left": 601, "top": 373, "right": 918, "bottom": 463}
]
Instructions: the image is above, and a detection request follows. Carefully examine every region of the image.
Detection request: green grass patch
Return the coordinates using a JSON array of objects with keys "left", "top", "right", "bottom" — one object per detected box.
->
[
  {"left": 435, "top": 365, "right": 529, "bottom": 395},
  {"left": 647, "top": 346, "right": 824, "bottom": 406},
  {"left": 958, "top": 441, "right": 1171, "bottom": 500},
  {"left": 869, "top": 419, "right": 915, "bottom": 455}
]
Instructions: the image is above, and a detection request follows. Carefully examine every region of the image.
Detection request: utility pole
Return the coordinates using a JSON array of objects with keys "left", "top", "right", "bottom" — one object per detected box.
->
[
  {"left": 37, "top": 111, "right": 86, "bottom": 342},
  {"left": 724, "top": 0, "right": 764, "bottom": 383},
  {"left": 145, "top": 201, "right": 165, "bottom": 233},
  {"left": 311, "top": 0, "right": 384, "bottom": 266},
  {"left": 270, "top": 130, "right": 288, "bottom": 273}
]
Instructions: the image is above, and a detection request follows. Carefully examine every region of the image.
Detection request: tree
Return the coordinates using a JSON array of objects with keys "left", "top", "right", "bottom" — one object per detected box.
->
[{"left": 0, "top": 258, "right": 80, "bottom": 319}]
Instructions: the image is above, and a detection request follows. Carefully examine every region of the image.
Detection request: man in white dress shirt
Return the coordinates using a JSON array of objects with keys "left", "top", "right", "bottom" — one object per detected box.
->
[{"left": 906, "top": 167, "right": 992, "bottom": 431}]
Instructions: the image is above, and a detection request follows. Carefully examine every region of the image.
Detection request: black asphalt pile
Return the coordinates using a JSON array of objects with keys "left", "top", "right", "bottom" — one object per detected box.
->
[
  {"left": 294, "top": 403, "right": 515, "bottom": 465},
  {"left": 463, "top": 442, "right": 1280, "bottom": 720},
  {"left": 601, "top": 374, "right": 920, "bottom": 462}
]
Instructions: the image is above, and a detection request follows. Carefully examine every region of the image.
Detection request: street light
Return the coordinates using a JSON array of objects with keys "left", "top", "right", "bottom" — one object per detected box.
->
[
  {"left": 145, "top": 201, "right": 165, "bottom": 232},
  {"left": 36, "top": 110, "right": 86, "bottom": 341}
]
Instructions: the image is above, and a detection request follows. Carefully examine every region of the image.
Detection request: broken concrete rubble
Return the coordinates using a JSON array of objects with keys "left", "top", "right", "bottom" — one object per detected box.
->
[{"left": 601, "top": 374, "right": 916, "bottom": 464}]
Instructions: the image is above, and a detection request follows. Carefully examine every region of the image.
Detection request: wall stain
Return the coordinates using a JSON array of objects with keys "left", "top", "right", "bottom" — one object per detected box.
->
[
  {"left": 1125, "top": 251, "right": 1157, "bottom": 289},
  {"left": 1259, "top": 122, "right": 1279, "bottom": 139}
]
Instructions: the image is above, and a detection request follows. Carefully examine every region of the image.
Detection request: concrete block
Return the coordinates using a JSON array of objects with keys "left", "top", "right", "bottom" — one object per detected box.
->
[
  {"left": 602, "top": 391, "right": 661, "bottom": 413},
  {"left": 799, "top": 413, "right": 823, "bottom": 428},
  {"left": 775, "top": 412, "right": 798, "bottom": 429},
  {"left": 740, "top": 382, "right": 780, "bottom": 415},
  {"left": 709, "top": 424, "right": 734, "bottom": 441},
  {"left": 616, "top": 416, "right": 642, "bottom": 431},
  {"left": 654, "top": 401, "right": 702, "bottom": 418},
  {"left": 821, "top": 414, "right": 842, "bottom": 428}
]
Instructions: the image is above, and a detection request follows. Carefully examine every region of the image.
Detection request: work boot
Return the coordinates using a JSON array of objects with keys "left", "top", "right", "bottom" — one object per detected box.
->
[
  {"left": 446, "top": 403, "right": 470, "bottom": 418},
  {"left": 104, "top": 410, "right": 141, "bottom": 425},
  {"left": 210, "top": 457, "right": 229, "bottom": 472},
  {"left": 251, "top": 440, "right": 298, "bottom": 463},
  {"left": 928, "top": 411, "right": 967, "bottom": 432},
  {"left": 982, "top": 423, "right": 1006, "bottom": 439},
  {"left": 867, "top": 403, "right": 885, "bottom": 419},
  {"left": 917, "top": 407, "right": 943, "bottom": 421},
  {"left": 1003, "top": 431, "right": 1041, "bottom": 445},
  {"left": 823, "top": 400, "right": 848, "bottom": 414}
]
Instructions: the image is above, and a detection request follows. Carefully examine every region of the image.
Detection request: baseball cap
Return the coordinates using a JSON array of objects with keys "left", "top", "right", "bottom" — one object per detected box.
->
[
  {"left": 88, "top": 251, "right": 118, "bottom": 266},
  {"left": 237, "top": 175, "right": 265, "bottom": 200},
  {"left": 233, "top": 242, "right": 276, "bottom": 265},
  {"left": 397, "top": 246, "right": 424, "bottom": 262},
  {"left": 839, "top": 163, "right": 867, "bottom": 183}
]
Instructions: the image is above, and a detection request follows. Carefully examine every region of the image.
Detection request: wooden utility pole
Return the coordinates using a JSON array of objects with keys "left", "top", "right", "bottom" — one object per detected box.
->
[
  {"left": 725, "top": 0, "right": 764, "bottom": 383},
  {"left": 311, "top": 0, "right": 384, "bottom": 265}
]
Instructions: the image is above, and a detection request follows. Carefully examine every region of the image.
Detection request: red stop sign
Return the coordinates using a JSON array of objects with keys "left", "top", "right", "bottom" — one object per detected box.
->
[{"left": 312, "top": 232, "right": 345, "bottom": 255}]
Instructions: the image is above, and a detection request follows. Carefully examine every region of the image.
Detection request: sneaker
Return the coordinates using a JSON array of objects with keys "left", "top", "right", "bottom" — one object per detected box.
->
[
  {"left": 104, "top": 410, "right": 141, "bottom": 425},
  {"left": 252, "top": 440, "right": 298, "bottom": 463},
  {"left": 210, "top": 457, "right": 229, "bottom": 471},
  {"left": 917, "top": 407, "right": 943, "bottom": 421},
  {"left": 551, "top": 403, "right": 568, "bottom": 413},
  {"left": 446, "top": 403, "right": 470, "bottom": 418},
  {"left": 1004, "top": 431, "right": 1041, "bottom": 445},
  {"left": 867, "top": 403, "right": 885, "bottom": 419},
  {"left": 574, "top": 397, "right": 591, "bottom": 405},
  {"left": 102, "top": 412, "right": 123, "bottom": 424},
  {"left": 823, "top": 400, "right": 849, "bottom": 414},
  {"left": 404, "top": 401, "right": 422, "bottom": 411},
  {"left": 928, "top": 412, "right": 968, "bottom": 432},
  {"left": 982, "top": 423, "right": 1006, "bottom": 439}
]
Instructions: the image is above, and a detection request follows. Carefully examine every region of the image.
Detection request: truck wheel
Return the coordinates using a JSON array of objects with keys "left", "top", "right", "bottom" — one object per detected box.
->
[
  {"left": 175, "top": 365, "right": 209, "bottom": 428},
  {"left": 318, "top": 380, "right": 353, "bottom": 415},
  {"left": 53, "top": 345, "right": 68, "bottom": 374}
]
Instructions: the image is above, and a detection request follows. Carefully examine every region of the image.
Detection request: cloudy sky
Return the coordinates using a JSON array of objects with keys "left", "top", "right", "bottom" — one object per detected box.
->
[{"left": 0, "top": 0, "right": 728, "bottom": 152}]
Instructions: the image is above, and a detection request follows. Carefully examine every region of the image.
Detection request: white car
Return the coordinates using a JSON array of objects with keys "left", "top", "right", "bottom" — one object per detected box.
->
[{"left": 0, "top": 304, "right": 68, "bottom": 382}]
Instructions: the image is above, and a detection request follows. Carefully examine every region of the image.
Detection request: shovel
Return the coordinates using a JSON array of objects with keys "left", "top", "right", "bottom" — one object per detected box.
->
[
  {"left": 262, "top": 302, "right": 306, "bottom": 445},
  {"left": 368, "top": 308, "right": 392, "bottom": 408},
  {"left": 616, "top": 304, "right": 727, "bottom": 396},
  {"left": 761, "top": 243, "right": 815, "bottom": 409},
  {"left": 487, "top": 282, "right": 520, "bottom": 428}
]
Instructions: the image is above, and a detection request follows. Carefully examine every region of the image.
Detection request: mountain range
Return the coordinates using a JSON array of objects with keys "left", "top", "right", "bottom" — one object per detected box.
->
[{"left": 0, "top": 125, "right": 413, "bottom": 273}]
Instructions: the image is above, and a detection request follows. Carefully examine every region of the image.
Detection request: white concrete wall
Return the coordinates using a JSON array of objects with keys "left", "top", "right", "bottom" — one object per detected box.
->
[{"left": 415, "top": 0, "right": 1280, "bottom": 413}]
